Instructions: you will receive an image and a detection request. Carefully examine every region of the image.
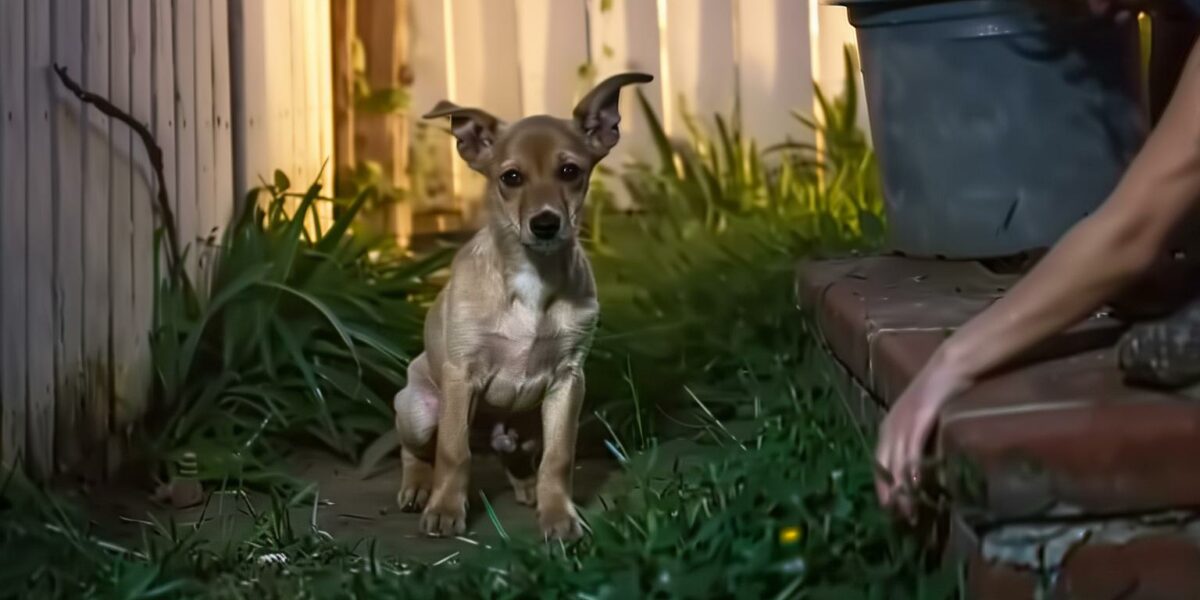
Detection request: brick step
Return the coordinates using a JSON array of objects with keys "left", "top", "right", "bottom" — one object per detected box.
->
[{"left": 796, "top": 256, "right": 1200, "bottom": 599}]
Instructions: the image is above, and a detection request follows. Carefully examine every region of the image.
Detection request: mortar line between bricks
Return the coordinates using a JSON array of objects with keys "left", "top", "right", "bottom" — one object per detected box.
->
[{"left": 941, "top": 400, "right": 1098, "bottom": 425}]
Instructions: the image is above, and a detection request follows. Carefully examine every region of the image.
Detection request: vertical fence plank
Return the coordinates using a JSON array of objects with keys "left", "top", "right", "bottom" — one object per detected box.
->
[
  {"left": 27, "top": 0, "right": 58, "bottom": 477},
  {"left": 356, "top": 0, "right": 410, "bottom": 243},
  {"left": 587, "top": 0, "right": 664, "bottom": 153},
  {"left": 312, "top": 0, "right": 336, "bottom": 225},
  {"left": 408, "top": 0, "right": 456, "bottom": 219},
  {"left": 288, "top": 0, "right": 309, "bottom": 187},
  {"left": 662, "top": 0, "right": 735, "bottom": 137},
  {"left": 1, "top": 0, "right": 28, "bottom": 468},
  {"left": 332, "top": 0, "right": 355, "bottom": 188},
  {"left": 316, "top": 0, "right": 335, "bottom": 197},
  {"left": 229, "top": 0, "right": 266, "bottom": 195},
  {"left": 174, "top": 0, "right": 198, "bottom": 278},
  {"left": 816, "top": 4, "right": 869, "bottom": 138},
  {"left": 52, "top": 0, "right": 87, "bottom": 470},
  {"left": 738, "top": 0, "right": 814, "bottom": 146},
  {"left": 447, "top": 0, "right": 521, "bottom": 119},
  {"left": 268, "top": 1, "right": 294, "bottom": 188},
  {"left": 109, "top": 0, "right": 136, "bottom": 446},
  {"left": 586, "top": 0, "right": 665, "bottom": 208},
  {"left": 447, "top": 0, "right": 521, "bottom": 217},
  {"left": 302, "top": 0, "right": 323, "bottom": 188},
  {"left": 515, "top": 0, "right": 588, "bottom": 118},
  {"left": 127, "top": 0, "right": 154, "bottom": 427},
  {"left": 194, "top": 0, "right": 216, "bottom": 278},
  {"left": 82, "top": 0, "right": 112, "bottom": 474},
  {"left": 212, "top": 0, "right": 235, "bottom": 233},
  {"left": 153, "top": 0, "right": 176, "bottom": 271}
]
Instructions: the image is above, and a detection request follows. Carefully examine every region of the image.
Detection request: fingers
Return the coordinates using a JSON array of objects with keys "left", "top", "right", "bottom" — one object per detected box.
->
[{"left": 874, "top": 403, "right": 938, "bottom": 521}]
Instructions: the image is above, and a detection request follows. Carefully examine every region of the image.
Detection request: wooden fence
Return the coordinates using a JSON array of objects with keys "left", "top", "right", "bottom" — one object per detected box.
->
[
  {"left": 0, "top": 0, "right": 332, "bottom": 478},
  {"left": 407, "top": 0, "right": 866, "bottom": 218},
  {"left": 0, "top": 0, "right": 861, "bottom": 479}
]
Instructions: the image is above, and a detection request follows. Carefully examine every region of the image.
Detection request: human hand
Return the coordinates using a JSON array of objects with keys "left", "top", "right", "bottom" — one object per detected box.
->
[{"left": 874, "top": 352, "right": 970, "bottom": 520}]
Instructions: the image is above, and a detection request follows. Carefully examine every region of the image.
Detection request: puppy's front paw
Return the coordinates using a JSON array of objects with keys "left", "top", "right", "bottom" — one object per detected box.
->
[
  {"left": 420, "top": 495, "right": 467, "bottom": 537},
  {"left": 397, "top": 483, "right": 431, "bottom": 513},
  {"left": 538, "top": 501, "right": 583, "bottom": 541}
]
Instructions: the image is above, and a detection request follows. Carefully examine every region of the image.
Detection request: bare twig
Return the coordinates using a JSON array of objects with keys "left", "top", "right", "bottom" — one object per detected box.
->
[{"left": 52, "top": 63, "right": 183, "bottom": 281}]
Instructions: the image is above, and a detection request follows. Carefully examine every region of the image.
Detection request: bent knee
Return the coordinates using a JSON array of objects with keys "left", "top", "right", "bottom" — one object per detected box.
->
[{"left": 394, "top": 386, "right": 438, "bottom": 449}]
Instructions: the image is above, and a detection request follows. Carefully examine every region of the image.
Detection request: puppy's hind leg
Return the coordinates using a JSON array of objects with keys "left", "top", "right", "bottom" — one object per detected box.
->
[
  {"left": 493, "top": 415, "right": 542, "bottom": 507},
  {"left": 394, "top": 354, "right": 439, "bottom": 512}
]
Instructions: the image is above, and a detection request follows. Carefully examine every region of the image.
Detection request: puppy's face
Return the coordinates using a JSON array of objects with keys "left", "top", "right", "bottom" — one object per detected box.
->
[
  {"left": 424, "top": 73, "right": 653, "bottom": 253},
  {"left": 488, "top": 117, "right": 594, "bottom": 252}
]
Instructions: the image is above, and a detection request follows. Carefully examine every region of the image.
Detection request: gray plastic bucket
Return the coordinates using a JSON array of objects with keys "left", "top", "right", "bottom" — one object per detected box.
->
[{"left": 839, "top": 0, "right": 1148, "bottom": 258}]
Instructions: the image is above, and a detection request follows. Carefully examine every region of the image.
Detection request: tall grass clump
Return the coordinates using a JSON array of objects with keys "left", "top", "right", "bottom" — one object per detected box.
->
[
  {"left": 149, "top": 174, "right": 450, "bottom": 483},
  {"left": 585, "top": 47, "right": 884, "bottom": 444}
]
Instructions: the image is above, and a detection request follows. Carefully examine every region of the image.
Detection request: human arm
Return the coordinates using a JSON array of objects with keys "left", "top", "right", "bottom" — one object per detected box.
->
[{"left": 875, "top": 38, "right": 1200, "bottom": 516}]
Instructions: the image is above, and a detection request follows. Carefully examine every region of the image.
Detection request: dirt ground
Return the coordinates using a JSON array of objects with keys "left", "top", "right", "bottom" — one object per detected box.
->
[{"left": 80, "top": 451, "right": 621, "bottom": 564}]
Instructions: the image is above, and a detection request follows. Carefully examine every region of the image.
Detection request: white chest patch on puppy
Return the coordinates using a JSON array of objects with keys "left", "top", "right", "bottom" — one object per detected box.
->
[{"left": 510, "top": 265, "right": 546, "bottom": 308}]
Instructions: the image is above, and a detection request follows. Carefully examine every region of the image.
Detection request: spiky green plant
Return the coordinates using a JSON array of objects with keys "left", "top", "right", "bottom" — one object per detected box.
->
[
  {"left": 149, "top": 173, "right": 450, "bottom": 483},
  {"left": 584, "top": 45, "right": 884, "bottom": 443}
]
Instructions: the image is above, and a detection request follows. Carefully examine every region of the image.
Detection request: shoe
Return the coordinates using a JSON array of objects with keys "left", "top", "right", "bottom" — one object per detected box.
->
[{"left": 1117, "top": 295, "right": 1200, "bottom": 389}]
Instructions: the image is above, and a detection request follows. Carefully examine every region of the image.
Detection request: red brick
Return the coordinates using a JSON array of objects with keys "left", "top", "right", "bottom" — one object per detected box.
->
[
  {"left": 1054, "top": 536, "right": 1200, "bottom": 600},
  {"left": 798, "top": 257, "right": 1200, "bottom": 518},
  {"left": 967, "top": 551, "right": 1038, "bottom": 600}
]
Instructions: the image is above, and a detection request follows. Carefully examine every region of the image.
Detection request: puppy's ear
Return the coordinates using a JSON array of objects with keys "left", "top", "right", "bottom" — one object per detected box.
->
[
  {"left": 572, "top": 72, "right": 654, "bottom": 157},
  {"left": 424, "top": 100, "right": 503, "bottom": 171}
]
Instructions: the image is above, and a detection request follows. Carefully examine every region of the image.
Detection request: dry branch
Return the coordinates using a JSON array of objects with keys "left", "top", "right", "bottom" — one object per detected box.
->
[{"left": 52, "top": 63, "right": 183, "bottom": 281}]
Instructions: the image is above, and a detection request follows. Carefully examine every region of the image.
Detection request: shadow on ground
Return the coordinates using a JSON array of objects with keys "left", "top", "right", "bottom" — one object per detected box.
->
[{"left": 77, "top": 452, "right": 619, "bottom": 564}]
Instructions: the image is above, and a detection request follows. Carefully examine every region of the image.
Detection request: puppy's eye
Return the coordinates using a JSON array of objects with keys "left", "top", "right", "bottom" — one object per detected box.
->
[
  {"left": 558, "top": 163, "right": 582, "bottom": 182},
  {"left": 500, "top": 169, "right": 524, "bottom": 187}
]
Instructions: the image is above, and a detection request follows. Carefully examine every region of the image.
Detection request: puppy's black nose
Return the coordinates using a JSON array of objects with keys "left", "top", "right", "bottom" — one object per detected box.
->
[{"left": 530, "top": 211, "right": 562, "bottom": 240}]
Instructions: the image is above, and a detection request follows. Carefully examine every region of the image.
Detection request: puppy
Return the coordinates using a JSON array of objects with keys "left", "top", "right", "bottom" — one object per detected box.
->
[{"left": 393, "top": 72, "right": 653, "bottom": 540}]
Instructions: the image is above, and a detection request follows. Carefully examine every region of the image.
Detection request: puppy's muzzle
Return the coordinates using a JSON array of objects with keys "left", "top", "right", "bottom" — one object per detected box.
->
[{"left": 529, "top": 210, "right": 562, "bottom": 241}]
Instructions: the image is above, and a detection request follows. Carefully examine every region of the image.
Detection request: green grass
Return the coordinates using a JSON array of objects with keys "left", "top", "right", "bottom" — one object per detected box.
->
[
  {"left": 583, "top": 46, "right": 883, "bottom": 443},
  {"left": 0, "top": 330, "right": 956, "bottom": 599},
  {"left": 148, "top": 175, "right": 448, "bottom": 486}
]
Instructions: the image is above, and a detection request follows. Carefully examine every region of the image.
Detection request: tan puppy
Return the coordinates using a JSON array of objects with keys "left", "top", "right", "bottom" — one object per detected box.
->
[{"left": 394, "top": 73, "right": 653, "bottom": 540}]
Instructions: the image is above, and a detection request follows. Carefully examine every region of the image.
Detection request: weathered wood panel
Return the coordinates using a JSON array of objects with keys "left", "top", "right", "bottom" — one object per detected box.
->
[
  {"left": 52, "top": 0, "right": 88, "bottom": 470},
  {"left": 332, "top": 0, "right": 356, "bottom": 186},
  {"left": 25, "top": 0, "right": 58, "bottom": 477},
  {"left": 194, "top": 0, "right": 217, "bottom": 279},
  {"left": 109, "top": 0, "right": 136, "bottom": 438},
  {"left": 288, "top": 0, "right": 309, "bottom": 187},
  {"left": 1, "top": 0, "right": 30, "bottom": 469},
  {"left": 356, "top": 0, "right": 410, "bottom": 243},
  {"left": 174, "top": 0, "right": 199, "bottom": 277},
  {"left": 408, "top": 0, "right": 456, "bottom": 216},
  {"left": 129, "top": 0, "right": 155, "bottom": 427},
  {"left": 515, "top": 0, "right": 588, "bottom": 118},
  {"left": 662, "top": 0, "right": 736, "bottom": 137},
  {"left": 0, "top": 0, "right": 338, "bottom": 476},
  {"left": 738, "top": 0, "right": 814, "bottom": 146},
  {"left": 316, "top": 0, "right": 336, "bottom": 192},
  {"left": 212, "top": 0, "right": 236, "bottom": 235},
  {"left": 816, "top": 4, "right": 870, "bottom": 138},
  {"left": 153, "top": 0, "right": 178, "bottom": 273},
  {"left": 447, "top": 0, "right": 521, "bottom": 217},
  {"left": 585, "top": 0, "right": 664, "bottom": 209},
  {"left": 82, "top": 0, "right": 113, "bottom": 473}
]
